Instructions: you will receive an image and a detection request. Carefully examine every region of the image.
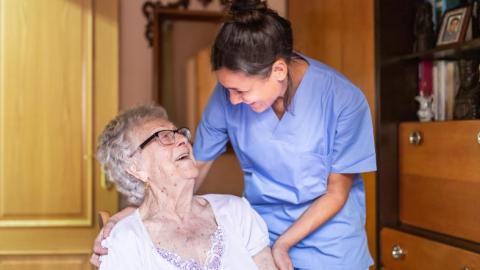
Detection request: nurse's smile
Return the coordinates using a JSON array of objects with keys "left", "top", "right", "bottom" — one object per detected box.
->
[{"left": 215, "top": 66, "right": 287, "bottom": 114}]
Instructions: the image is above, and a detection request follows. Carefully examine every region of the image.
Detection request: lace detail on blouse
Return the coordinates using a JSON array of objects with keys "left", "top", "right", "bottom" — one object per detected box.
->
[{"left": 156, "top": 226, "right": 225, "bottom": 270}]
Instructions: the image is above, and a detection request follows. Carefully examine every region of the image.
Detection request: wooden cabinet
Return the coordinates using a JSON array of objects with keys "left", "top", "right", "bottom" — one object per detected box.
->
[
  {"left": 399, "top": 121, "right": 480, "bottom": 242},
  {"left": 376, "top": 0, "right": 480, "bottom": 268},
  {"left": 381, "top": 228, "right": 480, "bottom": 269}
]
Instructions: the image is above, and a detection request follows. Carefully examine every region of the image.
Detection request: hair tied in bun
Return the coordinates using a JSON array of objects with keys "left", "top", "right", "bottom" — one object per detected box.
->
[{"left": 230, "top": 0, "right": 267, "bottom": 14}]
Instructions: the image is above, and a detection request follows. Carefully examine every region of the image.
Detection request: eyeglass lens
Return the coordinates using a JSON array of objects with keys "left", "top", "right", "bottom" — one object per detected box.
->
[{"left": 157, "top": 128, "right": 191, "bottom": 145}]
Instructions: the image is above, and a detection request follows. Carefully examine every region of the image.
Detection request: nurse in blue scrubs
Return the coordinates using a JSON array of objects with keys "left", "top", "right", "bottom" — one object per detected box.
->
[{"left": 193, "top": 1, "right": 376, "bottom": 270}]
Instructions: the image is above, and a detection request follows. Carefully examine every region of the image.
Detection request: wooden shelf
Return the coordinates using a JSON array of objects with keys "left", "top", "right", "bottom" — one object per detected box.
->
[
  {"left": 390, "top": 224, "right": 480, "bottom": 254},
  {"left": 400, "top": 119, "right": 480, "bottom": 125},
  {"left": 383, "top": 38, "right": 480, "bottom": 66}
]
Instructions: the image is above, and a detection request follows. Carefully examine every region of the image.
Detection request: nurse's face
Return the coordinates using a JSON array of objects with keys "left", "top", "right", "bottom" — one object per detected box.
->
[{"left": 216, "top": 60, "right": 288, "bottom": 113}]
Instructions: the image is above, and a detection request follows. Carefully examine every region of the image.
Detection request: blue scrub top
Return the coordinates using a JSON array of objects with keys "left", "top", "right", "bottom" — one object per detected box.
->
[{"left": 193, "top": 56, "right": 376, "bottom": 269}]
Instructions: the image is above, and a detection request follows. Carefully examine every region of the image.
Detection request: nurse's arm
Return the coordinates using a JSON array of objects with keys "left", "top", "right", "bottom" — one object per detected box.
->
[
  {"left": 272, "top": 173, "right": 354, "bottom": 254},
  {"left": 194, "top": 160, "right": 215, "bottom": 192}
]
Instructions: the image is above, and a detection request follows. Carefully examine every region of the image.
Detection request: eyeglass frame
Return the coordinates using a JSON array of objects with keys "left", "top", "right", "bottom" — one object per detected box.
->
[{"left": 129, "top": 127, "right": 192, "bottom": 157}]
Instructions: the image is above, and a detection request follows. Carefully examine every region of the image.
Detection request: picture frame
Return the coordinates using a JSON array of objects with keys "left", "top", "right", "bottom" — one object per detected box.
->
[{"left": 436, "top": 6, "right": 471, "bottom": 46}]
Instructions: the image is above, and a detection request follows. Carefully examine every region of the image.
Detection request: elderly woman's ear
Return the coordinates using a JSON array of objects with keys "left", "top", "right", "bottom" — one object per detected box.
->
[{"left": 126, "top": 160, "right": 149, "bottom": 183}]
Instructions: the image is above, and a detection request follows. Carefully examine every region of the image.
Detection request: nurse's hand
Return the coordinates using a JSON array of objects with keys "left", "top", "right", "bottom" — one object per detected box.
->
[
  {"left": 90, "top": 207, "right": 136, "bottom": 268},
  {"left": 90, "top": 218, "right": 118, "bottom": 267},
  {"left": 272, "top": 242, "right": 294, "bottom": 270}
]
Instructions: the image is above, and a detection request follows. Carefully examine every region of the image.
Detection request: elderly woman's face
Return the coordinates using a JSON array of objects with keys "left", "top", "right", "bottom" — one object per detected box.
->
[{"left": 131, "top": 118, "right": 198, "bottom": 185}]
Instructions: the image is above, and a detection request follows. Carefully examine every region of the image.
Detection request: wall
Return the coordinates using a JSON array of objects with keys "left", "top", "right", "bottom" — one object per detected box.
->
[{"left": 120, "top": 0, "right": 152, "bottom": 109}]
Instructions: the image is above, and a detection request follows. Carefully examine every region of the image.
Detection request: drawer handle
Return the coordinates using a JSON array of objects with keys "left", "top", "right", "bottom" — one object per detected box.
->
[
  {"left": 477, "top": 132, "right": 480, "bottom": 145},
  {"left": 391, "top": 244, "right": 405, "bottom": 260},
  {"left": 462, "top": 267, "right": 471, "bottom": 270},
  {"left": 409, "top": 131, "right": 423, "bottom": 145}
]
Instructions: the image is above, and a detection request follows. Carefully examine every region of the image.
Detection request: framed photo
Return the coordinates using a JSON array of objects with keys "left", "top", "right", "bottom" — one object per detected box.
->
[{"left": 436, "top": 6, "right": 471, "bottom": 46}]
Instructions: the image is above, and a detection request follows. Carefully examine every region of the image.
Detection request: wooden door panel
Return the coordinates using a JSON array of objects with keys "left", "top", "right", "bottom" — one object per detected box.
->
[
  {"left": 195, "top": 47, "right": 216, "bottom": 128},
  {"left": 0, "top": 0, "right": 92, "bottom": 227},
  {"left": 0, "top": 255, "right": 90, "bottom": 270},
  {"left": 289, "top": 0, "right": 343, "bottom": 71},
  {"left": 0, "top": 0, "right": 118, "bottom": 268}
]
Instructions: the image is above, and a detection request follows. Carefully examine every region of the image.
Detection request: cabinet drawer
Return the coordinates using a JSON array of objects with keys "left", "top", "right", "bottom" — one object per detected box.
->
[
  {"left": 399, "top": 121, "right": 480, "bottom": 242},
  {"left": 381, "top": 228, "right": 480, "bottom": 269}
]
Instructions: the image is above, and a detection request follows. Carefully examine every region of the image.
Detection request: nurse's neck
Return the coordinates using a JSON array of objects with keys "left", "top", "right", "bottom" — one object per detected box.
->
[
  {"left": 272, "top": 58, "right": 309, "bottom": 120},
  {"left": 272, "top": 97, "right": 285, "bottom": 119}
]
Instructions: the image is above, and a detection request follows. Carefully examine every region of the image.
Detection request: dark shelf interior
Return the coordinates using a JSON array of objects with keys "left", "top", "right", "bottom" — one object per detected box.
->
[{"left": 383, "top": 38, "right": 480, "bottom": 65}]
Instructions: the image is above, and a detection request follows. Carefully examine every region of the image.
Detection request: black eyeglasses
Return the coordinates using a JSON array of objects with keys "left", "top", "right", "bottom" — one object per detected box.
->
[{"left": 130, "top": 127, "right": 192, "bottom": 157}]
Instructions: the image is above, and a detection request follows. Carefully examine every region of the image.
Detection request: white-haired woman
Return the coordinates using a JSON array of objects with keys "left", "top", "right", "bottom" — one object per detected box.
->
[{"left": 95, "top": 105, "right": 277, "bottom": 270}]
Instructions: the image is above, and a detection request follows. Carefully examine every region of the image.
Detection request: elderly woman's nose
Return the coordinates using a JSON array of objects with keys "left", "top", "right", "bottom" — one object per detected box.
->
[{"left": 175, "top": 133, "right": 188, "bottom": 146}]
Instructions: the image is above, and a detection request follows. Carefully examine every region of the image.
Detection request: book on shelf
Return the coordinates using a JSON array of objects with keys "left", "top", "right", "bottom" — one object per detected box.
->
[
  {"left": 419, "top": 60, "right": 433, "bottom": 97},
  {"left": 431, "top": 60, "right": 458, "bottom": 121},
  {"left": 445, "top": 61, "right": 459, "bottom": 119}
]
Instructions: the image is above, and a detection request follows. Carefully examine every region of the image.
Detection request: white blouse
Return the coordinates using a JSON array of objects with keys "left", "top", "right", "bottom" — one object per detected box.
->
[{"left": 99, "top": 194, "right": 270, "bottom": 270}]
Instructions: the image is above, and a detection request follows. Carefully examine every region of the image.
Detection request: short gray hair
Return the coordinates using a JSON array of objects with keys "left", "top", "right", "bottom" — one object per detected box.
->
[{"left": 96, "top": 105, "right": 168, "bottom": 205}]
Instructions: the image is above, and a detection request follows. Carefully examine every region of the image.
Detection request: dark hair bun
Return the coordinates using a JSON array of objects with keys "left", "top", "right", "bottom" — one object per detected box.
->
[
  {"left": 229, "top": 0, "right": 268, "bottom": 23},
  {"left": 230, "top": 0, "right": 267, "bottom": 13}
]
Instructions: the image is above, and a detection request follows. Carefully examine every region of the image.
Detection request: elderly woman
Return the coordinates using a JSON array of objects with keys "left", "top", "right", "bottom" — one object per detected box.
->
[{"left": 96, "top": 105, "right": 277, "bottom": 270}]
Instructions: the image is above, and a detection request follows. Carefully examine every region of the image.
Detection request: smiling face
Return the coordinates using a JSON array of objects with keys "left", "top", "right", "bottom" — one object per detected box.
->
[
  {"left": 128, "top": 118, "right": 198, "bottom": 188},
  {"left": 215, "top": 60, "right": 288, "bottom": 113}
]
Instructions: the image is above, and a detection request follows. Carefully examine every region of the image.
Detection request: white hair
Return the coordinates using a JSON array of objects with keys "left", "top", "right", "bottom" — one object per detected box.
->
[{"left": 96, "top": 105, "right": 168, "bottom": 205}]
